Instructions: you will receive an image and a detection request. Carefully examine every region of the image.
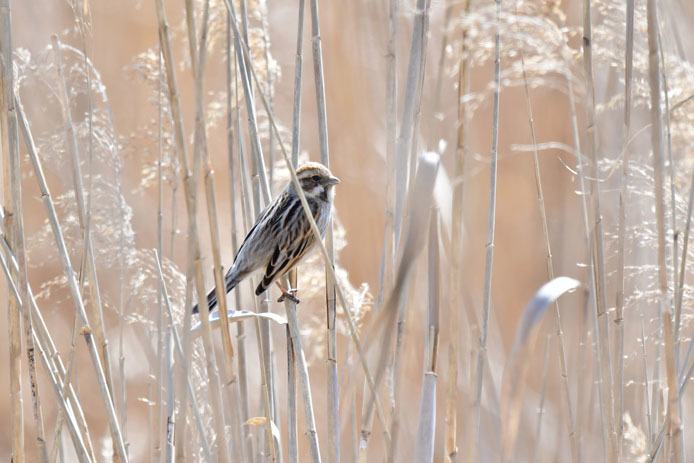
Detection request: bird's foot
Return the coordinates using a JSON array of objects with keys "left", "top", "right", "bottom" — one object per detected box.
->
[{"left": 277, "top": 287, "right": 300, "bottom": 304}]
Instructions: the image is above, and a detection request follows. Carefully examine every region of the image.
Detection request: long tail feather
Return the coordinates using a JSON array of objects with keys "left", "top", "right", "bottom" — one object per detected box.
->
[{"left": 192, "top": 273, "right": 240, "bottom": 313}]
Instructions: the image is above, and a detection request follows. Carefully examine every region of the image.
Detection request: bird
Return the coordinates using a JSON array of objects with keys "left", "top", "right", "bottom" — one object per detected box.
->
[{"left": 193, "top": 162, "right": 340, "bottom": 313}]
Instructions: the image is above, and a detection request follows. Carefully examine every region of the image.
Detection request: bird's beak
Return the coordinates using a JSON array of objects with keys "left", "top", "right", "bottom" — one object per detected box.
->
[{"left": 326, "top": 176, "right": 340, "bottom": 186}]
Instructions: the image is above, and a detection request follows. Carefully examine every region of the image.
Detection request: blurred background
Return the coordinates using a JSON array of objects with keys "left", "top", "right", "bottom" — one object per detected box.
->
[{"left": 1, "top": 0, "right": 694, "bottom": 461}]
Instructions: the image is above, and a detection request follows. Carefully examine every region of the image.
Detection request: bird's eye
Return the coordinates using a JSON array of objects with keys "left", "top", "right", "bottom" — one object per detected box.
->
[{"left": 312, "top": 175, "right": 321, "bottom": 182}]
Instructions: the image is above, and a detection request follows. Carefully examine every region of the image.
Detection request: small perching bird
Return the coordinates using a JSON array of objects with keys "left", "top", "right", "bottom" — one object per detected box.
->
[{"left": 193, "top": 162, "right": 340, "bottom": 313}]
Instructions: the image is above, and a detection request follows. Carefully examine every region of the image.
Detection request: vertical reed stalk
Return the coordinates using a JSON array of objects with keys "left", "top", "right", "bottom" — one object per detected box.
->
[
  {"left": 562, "top": 23, "right": 608, "bottom": 457},
  {"left": 641, "top": 316, "right": 653, "bottom": 441},
  {"left": 532, "top": 336, "right": 552, "bottom": 463},
  {"left": 233, "top": 68, "right": 280, "bottom": 462},
  {"left": 184, "top": 0, "right": 239, "bottom": 435},
  {"left": 615, "top": 0, "right": 635, "bottom": 457},
  {"left": 282, "top": 296, "right": 322, "bottom": 463},
  {"left": 287, "top": 327, "right": 298, "bottom": 463},
  {"left": 307, "top": 0, "right": 338, "bottom": 456},
  {"left": 223, "top": 4, "right": 390, "bottom": 446},
  {"left": 676, "top": 166, "right": 694, "bottom": 383},
  {"left": 0, "top": 246, "right": 94, "bottom": 463},
  {"left": 192, "top": 261, "right": 232, "bottom": 461},
  {"left": 49, "top": 314, "right": 80, "bottom": 462},
  {"left": 389, "top": 2, "right": 432, "bottom": 457},
  {"left": 433, "top": 0, "right": 453, "bottom": 115},
  {"left": 658, "top": 32, "right": 678, "bottom": 363},
  {"left": 260, "top": 0, "right": 275, "bottom": 184},
  {"left": 152, "top": 250, "right": 211, "bottom": 461},
  {"left": 646, "top": 0, "right": 668, "bottom": 454},
  {"left": 156, "top": 0, "right": 229, "bottom": 458},
  {"left": 450, "top": 3, "right": 470, "bottom": 461},
  {"left": 0, "top": 203, "right": 98, "bottom": 461},
  {"left": 52, "top": 41, "right": 116, "bottom": 422},
  {"left": 0, "top": 2, "right": 24, "bottom": 459},
  {"left": 377, "top": 0, "right": 398, "bottom": 305},
  {"left": 514, "top": 3, "right": 577, "bottom": 459},
  {"left": 406, "top": 0, "right": 430, "bottom": 191},
  {"left": 290, "top": 0, "right": 305, "bottom": 167},
  {"left": 155, "top": 2, "right": 195, "bottom": 456},
  {"left": 155, "top": 39, "right": 165, "bottom": 463},
  {"left": 663, "top": 312, "right": 683, "bottom": 463},
  {"left": 288, "top": 12, "right": 306, "bottom": 457},
  {"left": 393, "top": 0, "right": 430, "bottom": 252},
  {"left": 226, "top": 16, "right": 251, "bottom": 462},
  {"left": 164, "top": 329, "right": 175, "bottom": 463},
  {"left": 6, "top": 19, "right": 48, "bottom": 460},
  {"left": 582, "top": 1, "right": 616, "bottom": 460},
  {"left": 414, "top": 209, "right": 440, "bottom": 462},
  {"left": 472, "top": 0, "right": 501, "bottom": 459},
  {"left": 366, "top": 0, "right": 400, "bottom": 454},
  {"left": 17, "top": 94, "right": 128, "bottom": 462}
]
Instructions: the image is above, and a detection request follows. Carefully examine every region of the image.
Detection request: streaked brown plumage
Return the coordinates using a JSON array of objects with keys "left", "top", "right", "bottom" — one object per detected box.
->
[{"left": 193, "top": 162, "right": 339, "bottom": 313}]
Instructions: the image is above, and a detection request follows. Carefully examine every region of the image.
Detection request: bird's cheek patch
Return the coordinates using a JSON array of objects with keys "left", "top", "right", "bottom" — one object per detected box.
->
[{"left": 308, "top": 185, "right": 323, "bottom": 197}]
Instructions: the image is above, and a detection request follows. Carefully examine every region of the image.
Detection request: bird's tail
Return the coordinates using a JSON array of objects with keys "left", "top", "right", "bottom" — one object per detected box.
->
[{"left": 192, "top": 272, "right": 240, "bottom": 314}]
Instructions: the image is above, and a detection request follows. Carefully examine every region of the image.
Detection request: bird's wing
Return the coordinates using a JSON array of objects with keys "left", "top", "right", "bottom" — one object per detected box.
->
[
  {"left": 255, "top": 224, "right": 315, "bottom": 296},
  {"left": 198, "top": 198, "right": 283, "bottom": 314}
]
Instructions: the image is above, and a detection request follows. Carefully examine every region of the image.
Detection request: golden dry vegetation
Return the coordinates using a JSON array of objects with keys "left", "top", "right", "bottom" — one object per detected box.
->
[{"left": 0, "top": 0, "right": 693, "bottom": 461}]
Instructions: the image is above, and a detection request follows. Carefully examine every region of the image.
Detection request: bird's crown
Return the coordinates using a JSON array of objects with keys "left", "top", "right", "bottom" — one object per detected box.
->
[{"left": 296, "top": 162, "right": 334, "bottom": 180}]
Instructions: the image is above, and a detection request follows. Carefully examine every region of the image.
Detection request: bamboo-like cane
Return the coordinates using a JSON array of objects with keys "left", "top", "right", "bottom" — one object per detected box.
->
[
  {"left": 560, "top": 22, "right": 607, "bottom": 459},
  {"left": 222, "top": 0, "right": 391, "bottom": 444},
  {"left": 226, "top": 22, "right": 252, "bottom": 460},
  {"left": 615, "top": 0, "right": 635, "bottom": 457},
  {"left": 225, "top": 5, "right": 400, "bottom": 452},
  {"left": 3, "top": 230, "right": 97, "bottom": 459},
  {"left": 392, "top": 0, "right": 431, "bottom": 253},
  {"left": 531, "top": 336, "right": 552, "bottom": 463},
  {"left": 646, "top": 0, "right": 668, "bottom": 451},
  {"left": 306, "top": 0, "right": 339, "bottom": 457},
  {"left": 49, "top": 314, "right": 80, "bottom": 463},
  {"left": 512, "top": 2, "right": 578, "bottom": 460},
  {"left": 414, "top": 209, "right": 440, "bottom": 463},
  {"left": 287, "top": 326, "right": 298, "bottom": 463},
  {"left": 471, "top": 0, "right": 502, "bottom": 459},
  {"left": 155, "top": 39, "right": 165, "bottom": 463},
  {"left": 281, "top": 296, "right": 322, "bottom": 463},
  {"left": 0, "top": 3, "right": 25, "bottom": 460},
  {"left": 376, "top": 0, "right": 399, "bottom": 310},
  {"left": 164, "top": 329, "right": 175, "bottom": 463},
  {"left": 287, "top": 3, "right": 305, "bottom": 456},
  {"left": 389, "top": 2, "right": 432, "bottom": 456},
  {"left": 228, "top": 6, "right": 283, "bottom": 448},
  {"left": 582, "top": 4, "right": 616, "bottom": 460},
  {"left": 155, "top": 1, "right": 231, "bottom": 458},
  {"left": 365, "top": 0, "right": 400, "bottom": 455},
  {"left": 0, "top": 211, "right": 98, "bottom": 462},
  {"left": 152, "top": 250, "right": 212, "bottom": 460},
  {"left": 232, "top": 69, "right": 282, "bottom": 462},
  {"left": 5, "top": 13, "right": 49, "bottom": 462},
  {"left": 657, "top": 23, "right": 679, "bottom": 371},
  {"left": 259, "top": 0, "right": 275, "bottom": 186},
  {"left": 663, "top": 312, "right": 683, "bottom": 463},
  {"left": 183, "top": 4, "right": 240, "bottom": 452},
  {"left": 450, "top": 3, "right": 470, "bottom": 461},
  {"left": 192, "top": 260, "right": 232, "bottom": 461},
  {"left": 641, "top": 316, "right": 653, "bottom": 442},
  {"left": 51, "top": 41, "right": 117, "bottom": 431},
  {"left": 16, "top": 93, "right": 128, "bottom": 462}
]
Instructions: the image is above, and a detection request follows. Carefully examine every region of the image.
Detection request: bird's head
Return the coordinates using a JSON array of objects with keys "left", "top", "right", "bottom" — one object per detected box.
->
[{"left": 294, "top": 162, "right": 340, "bottom": 202}]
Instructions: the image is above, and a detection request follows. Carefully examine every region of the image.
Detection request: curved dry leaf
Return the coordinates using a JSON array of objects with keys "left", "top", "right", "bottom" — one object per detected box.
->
[
  {"left": 243, "top": 416, "right": 282, "bottom": 447},
  {"left": 501, "top": 276, "right": 580, "bottom": 461},
  {"left": 191, "top": 309, "right": 288, "bottom": 338}
]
